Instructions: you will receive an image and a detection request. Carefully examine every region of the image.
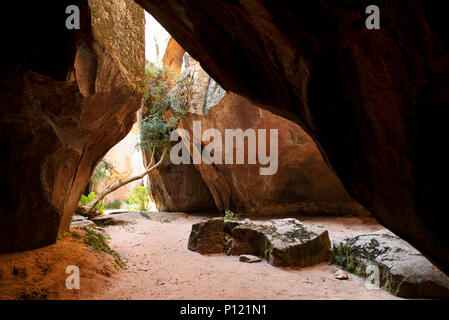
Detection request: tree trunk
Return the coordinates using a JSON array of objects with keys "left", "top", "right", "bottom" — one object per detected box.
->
[{"left": 77, "top": 148, "right": 166, "bottom": 217}]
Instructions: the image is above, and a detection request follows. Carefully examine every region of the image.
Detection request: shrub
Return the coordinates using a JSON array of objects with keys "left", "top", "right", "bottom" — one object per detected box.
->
[
  {"left": 224, "top": 210, "right": 238, "bottom": 221},
  {"left": 106, "top": 199, "right": 122, "bottom": 209},
  {"left": 79, "top": 192, "right": 105, "bottom": 214},
  {"left": 126, "top": 185, "right": 151, "bottom": 211},
  {"left": 138, "top": 63, "right": 192, "bottom": 154}
]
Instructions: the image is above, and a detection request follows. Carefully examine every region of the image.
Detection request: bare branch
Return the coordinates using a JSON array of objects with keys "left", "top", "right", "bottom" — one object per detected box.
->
[{"left": 78, "top": 148, "right": 167, "bottom": 216}]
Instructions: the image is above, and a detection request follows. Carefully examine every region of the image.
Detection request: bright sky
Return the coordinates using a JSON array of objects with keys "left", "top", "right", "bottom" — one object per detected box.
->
[{"left": 145, "top": 11, "right": 170, "bottom": 66}]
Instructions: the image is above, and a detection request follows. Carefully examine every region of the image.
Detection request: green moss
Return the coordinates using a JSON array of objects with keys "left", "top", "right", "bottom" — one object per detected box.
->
[{"left": 70, "top": 231, "right": 82, "bottom": 239}]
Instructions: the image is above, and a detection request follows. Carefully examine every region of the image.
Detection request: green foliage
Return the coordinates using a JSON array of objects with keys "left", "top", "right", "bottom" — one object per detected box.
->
[
  {"left": 126, "top": 185, "right": 151, "bottom": 211},
  {"left": 92, "top": 159, "right": 114, "bottom": 183},
  {"left": 138, "top": 63, "right": 192, "bottom": 153},
  {"left": 82, "top": 227, "right": 126, "bottom": 268},
  {"left": 105, "top": 199, "right": 122, "bottom": 209},
  {"left": 79, "top": 192, "right": 105, "bottom": 214},
  {"left": 224, "top": 210, "right": 238, "bottom": 221}
]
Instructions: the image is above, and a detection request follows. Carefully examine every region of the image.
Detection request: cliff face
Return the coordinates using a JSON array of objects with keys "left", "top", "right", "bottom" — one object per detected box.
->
[
  {"left": 0, "top": 0, "right": 145, "bottom": 252},
  {"left": 146, "top": 42, "right": 367, "bottom": 216},
  {"left": 137, "top": 1, "right": 449, "bottom": 272},
  {"left": 181, "top": 92, "right": 368, "bottom": 217}
]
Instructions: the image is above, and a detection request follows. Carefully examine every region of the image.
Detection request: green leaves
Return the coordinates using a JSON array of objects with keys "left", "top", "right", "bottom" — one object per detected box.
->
[
  {"left": 224, "top": 210, "right": 238, "bottom": 221},
  {"left": 79, "top": 192, "right": 105, "bottom": 214},
  {"left": 138, "top": 63, "right": 192, "bottom": 153},
  {"left": 126, "top": 185, "right": 151, "bottom": 211}
]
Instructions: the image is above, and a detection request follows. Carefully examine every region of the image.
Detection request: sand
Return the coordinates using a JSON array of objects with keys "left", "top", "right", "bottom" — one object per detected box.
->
[{"left": 0, "top": 212, "right": 399, "bottom": 300}]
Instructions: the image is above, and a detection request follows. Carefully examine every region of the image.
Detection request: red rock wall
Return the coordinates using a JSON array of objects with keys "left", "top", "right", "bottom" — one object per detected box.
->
[
  {"left": 180, "top": 93, "right": 368, "bottom": 216},
  {"left": 0, "top": 0, "right": 145, "bottom": 252},
  {"left": 137, "top": 0, "right": 449, "bottom": 273}
]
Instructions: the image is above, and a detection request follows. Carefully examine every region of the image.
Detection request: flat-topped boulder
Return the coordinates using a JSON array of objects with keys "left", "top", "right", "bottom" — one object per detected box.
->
[
  {"left": 90, "top": 213, "right": 136, "bottom": 227},
  {"left": 188, "top": 218, "right": 331, "bottom": 268},
  {"left": 333, "top": 230, "right": 449, "bottom": 298},
  {"left": 228, "top": 218, "right": 331, "bottom": 268}
]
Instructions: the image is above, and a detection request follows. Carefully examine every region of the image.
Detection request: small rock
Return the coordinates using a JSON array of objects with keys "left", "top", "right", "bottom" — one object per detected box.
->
[
  {"left": 239, "top": 255, "right": 262, "bottom": 263},
  {"left": 334, "top": 269, "right": 348, "bottom": 280},
  {"left": 71, "top": 214, "right": 87, "bottom": 222}
]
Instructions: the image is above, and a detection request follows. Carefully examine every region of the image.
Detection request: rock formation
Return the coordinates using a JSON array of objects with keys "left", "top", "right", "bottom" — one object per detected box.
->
[
  {"left": 163, "top": 38, "right": 185, "bottom": 77},
  {"left": 146, "top": 45, "right": 368, "bottom": 216},
  {"left": 333, "top": 230, "right": 449, "bottom": 298},
  {"left": 136, "top": 0, "right": 449, "bottom": 274},
  {"left": 0, "top": 0, "right": 145, "bottom": 252},
  {"left": 188, "top": 217, "right": 332, "bottom": 268},
  {"left": 182, "top": 92, "right": 369, "bottom": 216}
]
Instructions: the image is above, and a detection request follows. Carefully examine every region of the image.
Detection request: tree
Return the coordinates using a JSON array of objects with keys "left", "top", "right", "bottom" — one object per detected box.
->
[{"left": 77, "top": 63, "right": 192, "bottom": 217}]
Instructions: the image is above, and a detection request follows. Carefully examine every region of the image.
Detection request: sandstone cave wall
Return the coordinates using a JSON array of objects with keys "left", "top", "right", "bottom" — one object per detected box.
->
[{"left": 0, "top": 0, "right": 145, "bottom": 252}]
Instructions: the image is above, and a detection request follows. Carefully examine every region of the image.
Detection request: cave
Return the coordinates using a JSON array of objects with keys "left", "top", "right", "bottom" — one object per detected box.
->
[{"left": 0, "top": 0, "right": 448, "bottom": 301}]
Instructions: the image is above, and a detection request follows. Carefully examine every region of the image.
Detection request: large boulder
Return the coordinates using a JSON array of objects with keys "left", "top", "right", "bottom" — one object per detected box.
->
[
  {"left": 188, "top": 218, "right": 331, "bottom": 268},
  {"left": 333, "top": 230, "right": 449, "bottom": 298},
  {"left": 136, "top": 0, "right": 449, "bottom": 273},
  {"left": 0, "top": 0, "right": 145, "bottom": 252},
  {"left": 228, "top": 218, "right": 331, "bottom": 268}
]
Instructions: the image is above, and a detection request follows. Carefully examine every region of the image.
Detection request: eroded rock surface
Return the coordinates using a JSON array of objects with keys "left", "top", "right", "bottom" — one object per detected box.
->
[
  {"left": 188, "top": 218, "right": 331, "bottom": 268},
  {"left": 182, "top": 93, "right": 369, "bottom": 217},
  {"left": 0, "top": 0, "right": 145, "bottom": 252},
  {"left": 333, "top": 230, "right": 449, "bottom": 298},
  {"left": 188, "top": 218, "right": 225, "bottom": 254},
  {"left": 136, "top": 0, "right": 449, "bottom": 273},
  {"left": 228, "top": 218, "right": 331, "bottom": 268}
]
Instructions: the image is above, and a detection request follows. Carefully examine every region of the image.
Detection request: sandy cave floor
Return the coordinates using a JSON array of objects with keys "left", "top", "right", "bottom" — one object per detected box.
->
[{"left": 0, "top": 212, "right": 399, "bottom": 300}]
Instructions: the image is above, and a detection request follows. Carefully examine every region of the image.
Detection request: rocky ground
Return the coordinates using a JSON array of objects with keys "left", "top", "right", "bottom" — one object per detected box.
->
[{"left": 0, "top": 212, "right": 401, "bottom": 300}]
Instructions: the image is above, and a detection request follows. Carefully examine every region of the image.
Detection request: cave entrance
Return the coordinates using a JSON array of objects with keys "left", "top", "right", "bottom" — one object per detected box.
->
[
  {"left": 2, "top": 1, "right": 445, "bottom": 301},
  {"left": 69, "top": 9, "right": 402, "bottom": 300},
  {"left": 74, "top": 7, "right": 448, "bottom": 300}
]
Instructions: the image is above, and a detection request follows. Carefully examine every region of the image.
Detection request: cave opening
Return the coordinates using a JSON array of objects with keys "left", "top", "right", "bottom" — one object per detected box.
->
[{"left": 61, "top": 8, "right": 449, "bottom": 300}]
